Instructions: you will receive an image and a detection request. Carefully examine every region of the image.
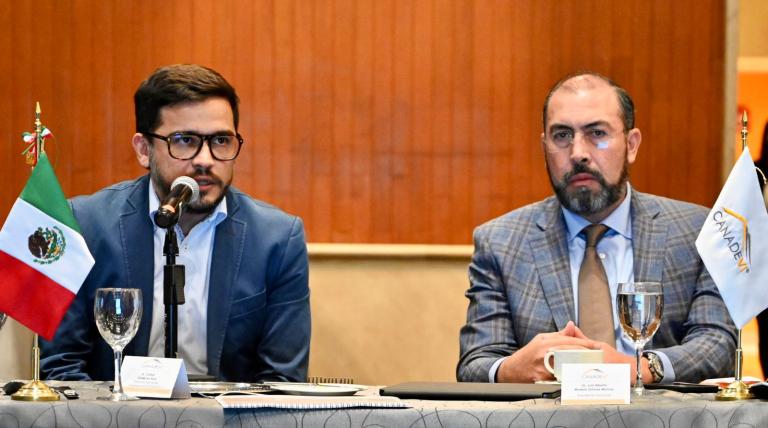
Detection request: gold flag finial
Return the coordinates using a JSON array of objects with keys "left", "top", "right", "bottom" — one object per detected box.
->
[
  {"left": 35, "top": 102, "right": 42, "bottom": 141},
  {"left": 741, "top": 110, "right": 748, "bottom": 151},
  {"left": 21, "top": 102, "right": 52, "bottom": 167},
  {"left": 33, "top": 102, "right": 44, "bottom": 165}
]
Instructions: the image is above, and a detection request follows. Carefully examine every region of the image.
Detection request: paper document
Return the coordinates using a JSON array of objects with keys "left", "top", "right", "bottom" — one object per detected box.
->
[{"left": 216, "top": 394, "right": 410, "bottom": 410}]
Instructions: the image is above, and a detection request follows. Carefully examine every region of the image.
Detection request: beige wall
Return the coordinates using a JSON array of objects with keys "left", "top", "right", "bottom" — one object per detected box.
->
[
  {"left": 740, "top": 0, "right": 768, "bottom": 56},
  {"left": 307, "top": 249, "right": 471, "bottom": 385},
  {"left": 0, "top": 319, "right": 33, "bottom": 380}
]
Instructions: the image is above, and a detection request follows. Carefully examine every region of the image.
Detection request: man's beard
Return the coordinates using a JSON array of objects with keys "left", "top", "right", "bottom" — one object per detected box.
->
[
  {"left": 149, "top": 151, "right": 228, "bottom": 215},
  {"left": 548, "top": 161, "right": 629, "bottom": 216}
]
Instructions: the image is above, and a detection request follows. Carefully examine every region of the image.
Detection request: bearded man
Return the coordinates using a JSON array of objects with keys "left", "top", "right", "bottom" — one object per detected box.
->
[
  {"left": 457, "top": 72, "right": 736, "bottom": 385},
  {"left": 41, "top": 64, "right": 310, "bottom": 382}
]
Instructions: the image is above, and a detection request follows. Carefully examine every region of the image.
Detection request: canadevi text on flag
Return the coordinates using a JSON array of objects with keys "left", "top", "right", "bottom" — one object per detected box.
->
[{"left": 0, "top": 153, "right": 94, "bottom": 340}]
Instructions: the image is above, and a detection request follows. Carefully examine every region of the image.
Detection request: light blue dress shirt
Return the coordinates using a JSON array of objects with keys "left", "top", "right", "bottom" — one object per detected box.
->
[
  {"left": 146, "top": 182, "right": 228, "bottom": 375},
  {"left": 490, "top": 185, "right": 675, "bottom": 383}
]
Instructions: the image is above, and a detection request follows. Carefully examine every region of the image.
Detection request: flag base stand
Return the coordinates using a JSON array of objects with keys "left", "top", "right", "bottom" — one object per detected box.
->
[
  {"left": 715, "top": 328, "right": 754, "bottom": 401},
  {"left": 11, "top": 380, "right": 60, "bottom": 402},
  {"left": 715, "top": 380, "right": 754, "bottom": 401},
  {"left": 11, "top": 334, "right": 59, "bottom": 402}
]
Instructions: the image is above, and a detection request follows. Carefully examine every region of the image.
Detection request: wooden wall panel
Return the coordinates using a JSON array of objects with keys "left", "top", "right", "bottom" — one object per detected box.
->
[{"left": 0, "top": 0, "right": 726, "bottom": 244}]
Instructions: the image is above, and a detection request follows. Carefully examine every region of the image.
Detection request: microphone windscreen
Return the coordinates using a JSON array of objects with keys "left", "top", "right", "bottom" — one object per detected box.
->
[{"left": 170, "top": 176, "right": 200, "bottom": 203}]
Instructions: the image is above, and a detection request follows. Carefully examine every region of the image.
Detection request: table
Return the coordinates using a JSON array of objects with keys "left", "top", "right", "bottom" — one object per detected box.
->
[{"left": 1, "top": 381, "right": 767, "bottom": 427}]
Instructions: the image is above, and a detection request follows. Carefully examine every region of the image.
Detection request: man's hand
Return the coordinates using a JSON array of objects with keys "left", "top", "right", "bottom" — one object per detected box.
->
[
  {"left": 496, "top": 321, "right": 601, "bottom": 383},
  {"left": 592, "top": 342, "right": 653, "bottom": 385},
  {"left": 556, "top": 321, "right": 654, "bottom": 385},
  {"left": 559, "top": 320, "right": 589, "bottom": 339}
]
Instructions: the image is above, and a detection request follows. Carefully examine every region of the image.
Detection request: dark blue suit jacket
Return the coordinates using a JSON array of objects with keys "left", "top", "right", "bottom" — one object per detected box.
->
[{"left": 41, "top": 175, "right": 311, "bottom": 382}]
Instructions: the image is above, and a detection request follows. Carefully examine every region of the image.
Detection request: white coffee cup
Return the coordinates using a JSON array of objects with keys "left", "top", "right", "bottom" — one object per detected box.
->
[{"left": 544, "top": 349, "right": 604, "bottom": 382}]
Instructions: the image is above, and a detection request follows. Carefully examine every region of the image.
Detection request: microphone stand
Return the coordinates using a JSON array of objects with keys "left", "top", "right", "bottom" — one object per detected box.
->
[
  {"left": 155, "top": 178, "right": 198, "bottom": 359},
  {"left": 162, "top": 225, "right": 185, "bottom": 358}
]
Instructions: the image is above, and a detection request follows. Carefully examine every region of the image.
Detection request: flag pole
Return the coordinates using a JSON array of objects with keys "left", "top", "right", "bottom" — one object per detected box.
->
[
  {"left": 12, "top": 334, "right": 59, "bottom": 401},
  {"left": 715, "top": 111, "right": 755, "bottom": 401},
  {"left": 11, "top": 103, "right": 60, "bottom": 402}
]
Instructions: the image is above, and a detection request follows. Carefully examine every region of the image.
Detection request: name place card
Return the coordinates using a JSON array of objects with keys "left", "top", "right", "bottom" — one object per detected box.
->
[
  {"left": 560, "top": 363, "right": 630, "bottom": 405},
  {"left": 121, "top": 356, "right": 191, "bottom": 399}
]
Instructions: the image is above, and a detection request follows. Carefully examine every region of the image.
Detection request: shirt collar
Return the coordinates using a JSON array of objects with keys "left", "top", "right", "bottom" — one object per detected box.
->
[
  {"left": 148, "top": 179, "right": 228, "bottom": 228},
  {"left": 562, "top": 182, "right": 633, "bottom": 241}
]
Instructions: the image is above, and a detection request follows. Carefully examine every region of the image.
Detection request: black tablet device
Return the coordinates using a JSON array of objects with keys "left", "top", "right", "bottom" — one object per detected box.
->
[{"left": 380, "top": 382, "right": 560, "bottom": 401}]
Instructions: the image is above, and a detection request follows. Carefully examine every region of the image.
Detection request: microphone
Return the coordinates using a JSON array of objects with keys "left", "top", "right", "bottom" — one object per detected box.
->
[{"left": 154, "top": 176, "right": 200, "bottom": 228}]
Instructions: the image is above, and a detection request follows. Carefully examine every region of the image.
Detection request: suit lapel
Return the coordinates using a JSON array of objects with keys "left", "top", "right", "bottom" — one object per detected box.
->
[
  {"left": 530, "top": 198, "right": 575, "bottom": 329},
  {"left": 120, "top": 176, "right": 154, "bottom": 356},
  {"left": 631, "top": 191, "right": 667, "bottom": 283},
  {"left": 206, "top": 192, "right": 245, "bottom": 377}
]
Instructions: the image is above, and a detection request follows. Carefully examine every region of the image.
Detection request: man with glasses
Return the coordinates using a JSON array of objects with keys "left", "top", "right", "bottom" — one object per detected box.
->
[
  {"left": 41, "top": 64, "right": 310, "bottom": 382},
  {"left": 457, "top": 72, "right": 736, "bottom": 385}
]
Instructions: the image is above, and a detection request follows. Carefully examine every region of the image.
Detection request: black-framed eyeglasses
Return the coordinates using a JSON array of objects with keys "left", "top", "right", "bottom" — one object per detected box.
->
[{"left": 143, "top": 131, "right": 244, "bottom": 161}]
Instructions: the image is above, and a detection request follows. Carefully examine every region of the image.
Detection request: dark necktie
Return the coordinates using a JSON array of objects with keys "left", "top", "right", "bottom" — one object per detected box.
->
[{"left": 578, "top": 224, "right": 616, "bottom": 344}]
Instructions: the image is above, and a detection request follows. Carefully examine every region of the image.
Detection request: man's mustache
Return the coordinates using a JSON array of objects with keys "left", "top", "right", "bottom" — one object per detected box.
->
[{"left": 562, "top": 164, "right": 604, "bottom": 183}]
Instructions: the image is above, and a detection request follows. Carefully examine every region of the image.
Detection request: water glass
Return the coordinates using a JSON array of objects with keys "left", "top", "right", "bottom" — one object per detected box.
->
[
  {"left": 94, "top": 288, "right": 142, "bottom": 401},
  {"left": 617, "top": 282, "right": 664, "bottom": 396}
]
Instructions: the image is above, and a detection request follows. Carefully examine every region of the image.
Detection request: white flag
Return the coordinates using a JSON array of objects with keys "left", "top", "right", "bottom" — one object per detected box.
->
[{"left": 696, "top": 148, "right": 768, "bottom": 329}]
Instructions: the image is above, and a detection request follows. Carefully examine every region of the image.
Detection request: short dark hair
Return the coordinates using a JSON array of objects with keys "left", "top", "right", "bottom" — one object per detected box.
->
[
  {"left": 542, "top": 71, "right": 635, "bottom": 132},
  {"left": 134, "top": 64, "right": 239, "bottom": 133}
]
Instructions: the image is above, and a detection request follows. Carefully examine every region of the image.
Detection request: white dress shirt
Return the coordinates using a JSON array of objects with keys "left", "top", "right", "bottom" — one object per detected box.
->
[
  {"left": 490, "top": 184, "right": 674, "bottom": 383},
  {"left": 146, "top": 182, "right": 227, "bottom": 375}
]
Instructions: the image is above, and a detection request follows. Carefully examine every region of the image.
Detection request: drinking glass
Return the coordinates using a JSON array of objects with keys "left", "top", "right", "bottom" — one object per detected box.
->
[
  {"left": 617, "top": 282, "right": 663, "bottom": 396},
  {"left": 94, "top": 288, "right": 142, "bottom": 401}
]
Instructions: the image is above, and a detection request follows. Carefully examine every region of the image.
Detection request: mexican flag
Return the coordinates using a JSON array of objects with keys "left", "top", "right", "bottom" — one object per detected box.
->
[{"left": 0, "top": 153, "right": 94, "bottom": 340}]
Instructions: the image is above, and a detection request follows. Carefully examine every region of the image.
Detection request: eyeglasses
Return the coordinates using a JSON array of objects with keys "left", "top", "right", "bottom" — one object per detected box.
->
[
  {"left": 547, "top": 127, "right": 619, "bottom": 150},
  {"left": 144, "top": 132, "right": 244, "bottom": 161}
]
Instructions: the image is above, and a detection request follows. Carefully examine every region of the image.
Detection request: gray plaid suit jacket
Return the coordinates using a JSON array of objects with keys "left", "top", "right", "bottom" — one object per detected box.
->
[{"left": 457, "top": 190, "right": 737, "bottom": 383}]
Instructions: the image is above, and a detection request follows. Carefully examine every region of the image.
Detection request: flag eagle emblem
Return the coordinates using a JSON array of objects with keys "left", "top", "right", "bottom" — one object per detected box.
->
[{"left": 28, "top": 226, "right": 66, "bottom": 265}]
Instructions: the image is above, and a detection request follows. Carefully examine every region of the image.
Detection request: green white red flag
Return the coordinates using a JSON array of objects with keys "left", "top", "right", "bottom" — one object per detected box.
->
[{"left": 0, "top": 152, "right": 94, "bottom": 339}]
